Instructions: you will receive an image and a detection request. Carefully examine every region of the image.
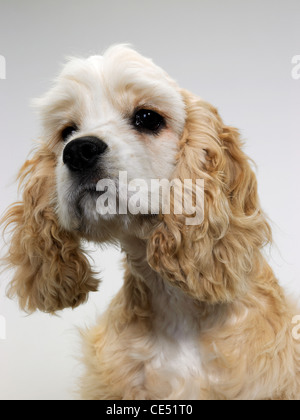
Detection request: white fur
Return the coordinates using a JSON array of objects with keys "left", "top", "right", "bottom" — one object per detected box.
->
[
  {"left": 41, "top": 47, "right": 202, "bottom": 397},
  {"left": 34, "top": 45, "right": 186, "bottom": 235},
  {"left": 13, "top": 44, "right": 298, "bottom": 400}
]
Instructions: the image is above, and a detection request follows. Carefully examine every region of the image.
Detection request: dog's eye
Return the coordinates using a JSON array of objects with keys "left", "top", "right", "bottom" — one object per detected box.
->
[
  {"left": 61, "top": 125, "right": 78, "bottom": 141},
  {"left": 133, "top": 109, "right": 165, "bottom": 133}
]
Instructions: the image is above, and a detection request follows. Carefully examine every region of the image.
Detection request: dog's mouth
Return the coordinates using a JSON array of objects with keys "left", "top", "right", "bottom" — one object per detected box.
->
[
  {"left": 76, "top": 170, "right": 111, "bottom": 196},
  {"left": 84, "top": 185, "right": 105, "bottom": 195},
  {"left": 75, "top": 184, "right": 109, "bottom": 204}
]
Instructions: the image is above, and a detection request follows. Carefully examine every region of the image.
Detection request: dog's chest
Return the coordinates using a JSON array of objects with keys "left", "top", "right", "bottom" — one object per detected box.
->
[{"left": 146, "top": 278, "right": 204, "bottom": 397}]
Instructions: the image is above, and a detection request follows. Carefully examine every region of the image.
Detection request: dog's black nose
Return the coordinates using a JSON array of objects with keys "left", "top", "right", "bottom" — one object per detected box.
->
[{"left": 63, "top": 136, "right": 108, "bottom": 172}]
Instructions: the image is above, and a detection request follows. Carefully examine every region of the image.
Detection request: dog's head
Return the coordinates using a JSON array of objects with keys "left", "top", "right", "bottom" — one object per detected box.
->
[
  {"left": 1, "top": 45, "right": 271, "bottom": 313},
  {"left": 38, "top": 45, "right": 186, "bottom": 239}
]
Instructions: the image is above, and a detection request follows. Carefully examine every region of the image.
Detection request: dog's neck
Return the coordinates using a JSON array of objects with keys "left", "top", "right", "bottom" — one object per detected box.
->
[
  {"left": 120, "top": 235, "right": 154, "bottom": 282},
  {"left": 119, "top": 234, "right": 201, "bottom": 335}
]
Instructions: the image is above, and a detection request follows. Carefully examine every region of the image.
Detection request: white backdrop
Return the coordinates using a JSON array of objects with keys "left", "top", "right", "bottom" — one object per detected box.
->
[{"left": 0, "top": 0, "right": 300, "bottom": 400}]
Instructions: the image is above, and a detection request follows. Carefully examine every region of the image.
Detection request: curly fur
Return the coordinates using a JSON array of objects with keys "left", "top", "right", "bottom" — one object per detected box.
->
[
  {"left": 148, "top": 90, "right": 272, "bottom": 303},
  {"left": 2, "top": 145, "right": 98, "bottom": 313},
  {"left": 1, "top": 45, "right": 299, "bottom": 399}
]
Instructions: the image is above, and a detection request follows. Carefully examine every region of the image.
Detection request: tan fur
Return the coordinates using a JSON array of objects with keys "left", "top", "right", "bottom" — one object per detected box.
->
[
  {"left": 80, "top": 91, "right": 300, "bottom": 400},
  {"left": 1, "top": 46, "right": 299, "bottom": 399},
  {"left": 1, "top": 145, "right": 98, "bottom": 313},
  {"left": 148, "top": 90, "right": 272, "bottom": 304}
]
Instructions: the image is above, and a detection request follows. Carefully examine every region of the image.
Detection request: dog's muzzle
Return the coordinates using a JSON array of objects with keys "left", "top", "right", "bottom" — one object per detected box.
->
[{"left": 63, "top": 136, "right": 108, "bottom": 172}]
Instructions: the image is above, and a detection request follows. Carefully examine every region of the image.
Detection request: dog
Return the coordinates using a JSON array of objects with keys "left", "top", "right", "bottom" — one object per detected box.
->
[{"left": 1, "top": 45, "right": 300, "bottom": 400}]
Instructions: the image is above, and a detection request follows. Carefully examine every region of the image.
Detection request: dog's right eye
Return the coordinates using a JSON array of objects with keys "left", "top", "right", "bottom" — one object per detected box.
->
[
  {"left": 61, "top": 125, "right": 78, "bottom": 141},
  {"left": 133, "top": 109, "right": 165, "bottom": 134}
]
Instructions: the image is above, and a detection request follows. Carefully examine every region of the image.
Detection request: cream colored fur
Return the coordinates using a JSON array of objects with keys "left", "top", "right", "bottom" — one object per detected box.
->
[{"left": 1, "top": 45, "right": 299, "bottom": 399}]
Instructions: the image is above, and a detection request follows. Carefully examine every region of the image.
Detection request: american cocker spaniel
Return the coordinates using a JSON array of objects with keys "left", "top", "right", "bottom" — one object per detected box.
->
[{"left": 2, "top": 45, "right": 300, "bottom": 400}]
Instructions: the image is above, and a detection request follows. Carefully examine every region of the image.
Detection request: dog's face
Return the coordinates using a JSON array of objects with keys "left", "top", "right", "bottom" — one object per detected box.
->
[
  {"left": 2, "top": 44, "right": 271, "bottom": 313},
  {"left": 36, "top": 45, "right": 186, "bottom": 239}
]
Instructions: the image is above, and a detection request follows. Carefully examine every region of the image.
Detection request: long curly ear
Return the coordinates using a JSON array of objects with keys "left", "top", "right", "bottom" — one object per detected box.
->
[
  {"left": 1, "top": 145, "right": 99, "bottom": 313},
  {"left": 148, "top": 89, "right": 272, "bottom": 304}
]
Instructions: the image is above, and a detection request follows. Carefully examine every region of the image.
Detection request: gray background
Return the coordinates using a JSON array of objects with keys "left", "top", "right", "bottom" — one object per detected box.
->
[{"left": 0, "top": 0, "right": 299, "bottom": 400}]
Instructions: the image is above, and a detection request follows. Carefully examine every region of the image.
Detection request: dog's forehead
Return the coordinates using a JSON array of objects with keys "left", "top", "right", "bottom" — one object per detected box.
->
[
  {"left": 35, "top": 45, "right": 186, "bottom": 136},
  {"left": 61, "top": 45, "right": 177, "bottom": 90}
]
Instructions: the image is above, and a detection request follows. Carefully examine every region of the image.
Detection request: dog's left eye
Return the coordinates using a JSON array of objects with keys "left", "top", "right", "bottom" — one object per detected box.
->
[
  {"left": 61, "top": 124, "right": 78, "bottom": 141},
  {"left": 133, "top": 109, "right": 165, "bottom": 133}
]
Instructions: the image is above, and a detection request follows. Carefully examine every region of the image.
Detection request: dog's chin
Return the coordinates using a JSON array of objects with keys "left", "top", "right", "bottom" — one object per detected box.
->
[
  {"left": 58, "top": 187, "right": 157, "bottom": 243},
  {"left": 58, "top": 188, "right": 124, "bottom": 241},
  {"left": 58, "top": 189, "right": 101, "bottom": 231}
]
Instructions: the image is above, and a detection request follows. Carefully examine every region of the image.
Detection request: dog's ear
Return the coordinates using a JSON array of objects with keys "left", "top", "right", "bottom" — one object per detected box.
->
[
  {"left": 147, "top": 89, "right": 272, "bottom": 304},
  {"left": 1, "top": 145, "right": 99, "bottom": 314}
]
